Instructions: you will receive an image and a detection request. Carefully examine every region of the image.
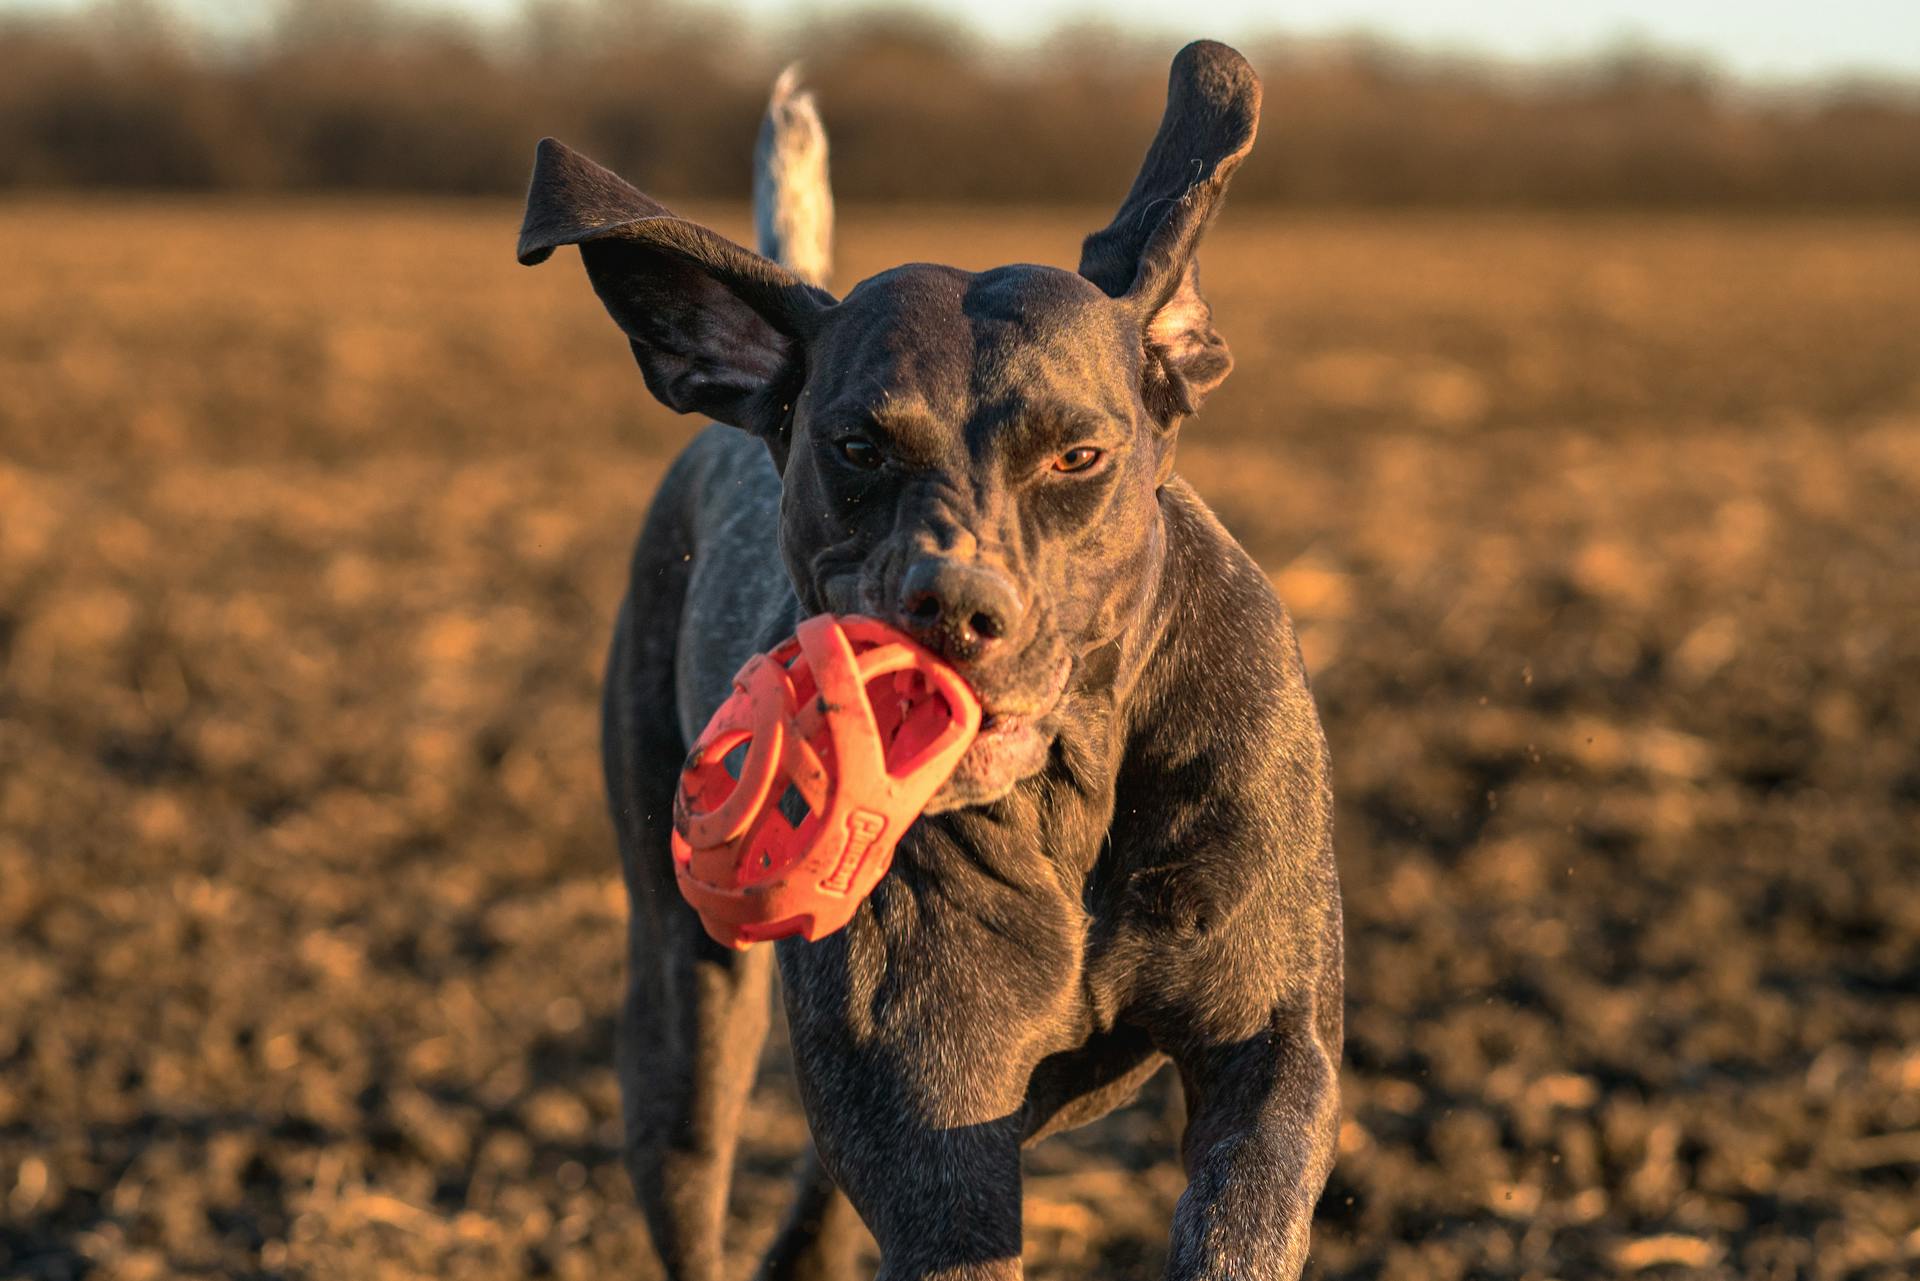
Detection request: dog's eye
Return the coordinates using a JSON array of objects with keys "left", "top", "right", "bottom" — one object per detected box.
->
[
  {"left": 837, "top": 438, "right": 883, "bottom": 470},
  {"left": 1051, "top": 446, "right": 1104, "bottom": 474}
]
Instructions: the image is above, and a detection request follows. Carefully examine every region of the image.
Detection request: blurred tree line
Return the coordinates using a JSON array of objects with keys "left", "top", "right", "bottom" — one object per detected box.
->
[{"left": 4, "top": 0, "right": 1918, "bottom": 206}]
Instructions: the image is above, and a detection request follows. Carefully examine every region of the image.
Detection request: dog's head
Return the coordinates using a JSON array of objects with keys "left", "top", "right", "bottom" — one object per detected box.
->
[{"left": 520, "top": 41, "right": 1259, "bottom": 809}]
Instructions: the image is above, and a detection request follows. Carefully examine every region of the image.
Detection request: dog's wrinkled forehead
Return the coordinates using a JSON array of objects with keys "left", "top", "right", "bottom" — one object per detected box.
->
[{"left": 804, "top": 262, "right": 1142, "bottom": 445}]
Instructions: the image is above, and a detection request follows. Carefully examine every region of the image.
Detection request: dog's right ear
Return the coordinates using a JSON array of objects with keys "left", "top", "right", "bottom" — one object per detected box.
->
[{"left": 518, "top": 138, "right": 834, "bottom": 441}]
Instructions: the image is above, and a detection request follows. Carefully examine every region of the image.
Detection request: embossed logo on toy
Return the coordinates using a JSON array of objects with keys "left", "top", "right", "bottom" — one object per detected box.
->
[{"left": 820, "top": 809, "right": 888, "bottom": 895}]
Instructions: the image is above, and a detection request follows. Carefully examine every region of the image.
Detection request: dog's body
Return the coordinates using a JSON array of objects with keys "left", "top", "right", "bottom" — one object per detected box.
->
[{"left": 520, "top": 42, "right": 1343, "bottom": 1281}]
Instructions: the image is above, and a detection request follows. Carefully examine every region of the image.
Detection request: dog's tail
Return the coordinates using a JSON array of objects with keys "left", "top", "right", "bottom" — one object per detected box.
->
[{"left": 754, "top": 65, "right": 834, "bottom": 289}]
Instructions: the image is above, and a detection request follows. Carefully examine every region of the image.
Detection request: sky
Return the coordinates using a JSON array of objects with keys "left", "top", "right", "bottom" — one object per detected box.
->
[{"left": 11, "top": 0, "right": 1919, "bottom": 84}]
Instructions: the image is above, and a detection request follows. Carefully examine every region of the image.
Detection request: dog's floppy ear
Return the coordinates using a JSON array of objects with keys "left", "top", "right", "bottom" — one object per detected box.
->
[
  {"left": 1079, "top": 41, "right": 1260, "bottom": 424},
  {"left": 518, "top": 138, "right": 834, "bottom": 439}
]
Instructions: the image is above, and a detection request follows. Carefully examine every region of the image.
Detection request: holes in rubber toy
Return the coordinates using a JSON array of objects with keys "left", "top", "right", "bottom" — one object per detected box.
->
[
  {"left": 776, "top": 782, "right": 811, "bottom": 826},
  {"left": 739, "top": 780, "right": 819, "bottom": 883},
  {"left": 863, "top": 666, "right": 959, "bottom": 779},
  {"left": 684, "top": 730, "right": 751, "bottom": 819}
]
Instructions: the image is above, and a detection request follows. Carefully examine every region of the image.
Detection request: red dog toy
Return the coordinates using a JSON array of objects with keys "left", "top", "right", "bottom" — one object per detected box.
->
[{"left": 671, "top": 615, "right": 981, "bottom": 949}]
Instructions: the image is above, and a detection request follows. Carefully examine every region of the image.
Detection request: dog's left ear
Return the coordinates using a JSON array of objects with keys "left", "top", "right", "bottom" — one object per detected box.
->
[
  {"left": 1079, "top": 41, "right": 1260, "bottom": 425},
  {"left": 518, "top": 138, "right": 834, "bottom": 443}
]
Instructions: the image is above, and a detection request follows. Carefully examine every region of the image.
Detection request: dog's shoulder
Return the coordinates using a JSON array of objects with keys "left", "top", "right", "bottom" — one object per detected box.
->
[
  {"left": 1108, "top": 475, "right": 1334, "bottom": 919},
  {"left": 1124, "top": 473, "right": 1331, "bottom": 844},
  {"left": 626, "top": 423, "right": 779, "bottom": 571},
  {"left": 1100, "top": 477, "right": 1339, "bottom": 1039},
  {"left": 1155, "top": 475, "right": 1319, "bottom": 719},
  {"left": 654, "top": 424, "right": 802, "bottom": 739},
  {"left": 673, "top": 423, "right": 784, "bottom": 541}
]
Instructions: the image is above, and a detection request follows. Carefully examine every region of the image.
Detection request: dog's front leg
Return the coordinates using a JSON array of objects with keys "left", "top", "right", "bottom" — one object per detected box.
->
[
  {"left": 779, "top": 980, "right": 1029, "bottom": 1280},
  {"left": 777, "top": 901, "right": 1060, "bottom": 1281},
  {"left": 808, "top": 1098, "right": 1024, "bottom": 1281},
  {"left": 1161, "top": 997, "right": 1341, "bottom": 1281}
]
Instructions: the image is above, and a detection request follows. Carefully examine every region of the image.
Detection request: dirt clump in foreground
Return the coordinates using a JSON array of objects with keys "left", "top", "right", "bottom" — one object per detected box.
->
[{"left": 1, "top": 204, "right": 1917, "bottom": 1280}]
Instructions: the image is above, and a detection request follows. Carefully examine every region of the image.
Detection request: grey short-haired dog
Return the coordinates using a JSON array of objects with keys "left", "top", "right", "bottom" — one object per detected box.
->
[{"left": 518, "top": 39, "right": 1343, "bottom": 1281}]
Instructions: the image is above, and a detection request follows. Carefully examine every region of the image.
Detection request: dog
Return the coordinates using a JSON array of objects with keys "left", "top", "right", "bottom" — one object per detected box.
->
[{"left": 518, "top": 40, "right": 1343, "bottom": 1281}]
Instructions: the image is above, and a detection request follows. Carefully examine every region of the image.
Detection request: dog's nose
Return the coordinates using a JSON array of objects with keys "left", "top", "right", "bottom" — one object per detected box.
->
[{"left": 895, "top": 558, "right": 1026, "bottom": 664}]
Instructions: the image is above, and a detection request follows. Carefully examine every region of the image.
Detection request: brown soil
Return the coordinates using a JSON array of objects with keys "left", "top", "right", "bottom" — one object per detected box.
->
[{"left": 1, "top": 202, "right": 1917, "bottom": 1280}]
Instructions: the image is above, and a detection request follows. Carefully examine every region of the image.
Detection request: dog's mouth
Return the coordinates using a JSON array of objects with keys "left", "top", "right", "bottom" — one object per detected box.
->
[
  {"left": 924, "top": 652, "right": 1072, "bottom": 813},
  {"left": 821, "top": 577, "right": 1072, "bottom": 808},
  {"left": 976, "top": 708, "right": 1030, "bottom": 739}
]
